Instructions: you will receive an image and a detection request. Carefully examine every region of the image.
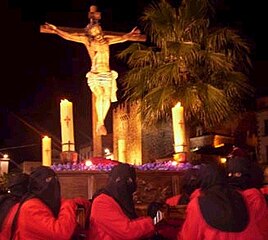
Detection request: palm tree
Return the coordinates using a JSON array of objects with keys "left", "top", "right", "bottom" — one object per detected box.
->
[{"left": 117, "top": 0, "right": 254, "bottom": 131}]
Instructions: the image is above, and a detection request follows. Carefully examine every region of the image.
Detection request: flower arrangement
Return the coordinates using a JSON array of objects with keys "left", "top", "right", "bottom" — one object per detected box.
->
[{"left": 51, "top": 160, "right": 193, "bottom": 172}]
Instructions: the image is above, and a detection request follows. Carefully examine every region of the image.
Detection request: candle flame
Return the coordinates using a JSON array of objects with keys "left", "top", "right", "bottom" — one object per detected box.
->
[{"left": 175, "top": 102, "right": 181, "bottom": 108}]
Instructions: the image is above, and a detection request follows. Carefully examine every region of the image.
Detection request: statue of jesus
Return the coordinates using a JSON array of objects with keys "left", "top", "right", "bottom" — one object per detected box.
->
[{"left": 41, "top": 5, "right": 145, "bottom": 135}]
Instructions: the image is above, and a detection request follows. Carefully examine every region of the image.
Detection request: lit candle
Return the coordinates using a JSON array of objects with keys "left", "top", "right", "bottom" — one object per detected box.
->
[
  {"left": 42, "top": 136, "right": 51, "bottom": 166},
  {"left": 172, "top": 102, "right": 186, "bottom": 153},
  {"left": 118, "top": 139, "right": 126, "bottom": 163},
  {"left": 0, "top": 154, "right": 10, "bottom": 175},
  {"left": 60, "top": 99, "right": 75, "bottom": 152}
]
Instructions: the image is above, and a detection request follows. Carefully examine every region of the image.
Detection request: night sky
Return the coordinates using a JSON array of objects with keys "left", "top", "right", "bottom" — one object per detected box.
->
[{"left": 1, "top": 0, "right": 267, "bottom": 164}]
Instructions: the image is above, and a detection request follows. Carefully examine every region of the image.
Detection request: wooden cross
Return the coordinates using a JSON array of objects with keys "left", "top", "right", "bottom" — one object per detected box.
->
[
  {"left": 40, "top": 5, "right": 146, "bottom": 156},
  {"left": 88, "top": 5, "right": 101, "bottom": 24},
  {"left": 40, "top": 5, "right": 146, "bottom": 42}
]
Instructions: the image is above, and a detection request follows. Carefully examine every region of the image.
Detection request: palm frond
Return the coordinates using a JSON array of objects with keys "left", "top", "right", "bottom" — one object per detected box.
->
[{"left": 118, "top": 0, "right": 253, "bottom": 129}]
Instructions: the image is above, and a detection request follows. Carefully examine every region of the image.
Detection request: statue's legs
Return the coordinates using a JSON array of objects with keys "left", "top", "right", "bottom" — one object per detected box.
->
[
  {"left": 110, "top": 70, "right": 118, "bottom": 102},
  {"left": 87, "top": 71, "right": 118, "bottom": 136}
]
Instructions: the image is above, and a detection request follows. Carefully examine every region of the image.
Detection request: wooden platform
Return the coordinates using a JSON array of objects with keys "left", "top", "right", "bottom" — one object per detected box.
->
[{"left": 57, "top": 170, "right": 184, "bottom": 204}]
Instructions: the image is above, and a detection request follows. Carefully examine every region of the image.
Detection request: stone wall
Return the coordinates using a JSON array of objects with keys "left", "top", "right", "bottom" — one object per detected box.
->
[
  {"left": 113, "top": 102, "right": 174, "bottom": 164},
  {"left": 113, "top": 102, "right": 142, "bottom": 164}
]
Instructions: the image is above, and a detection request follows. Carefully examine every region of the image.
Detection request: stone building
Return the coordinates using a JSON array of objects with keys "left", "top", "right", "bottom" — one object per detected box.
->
[
  {"left": 113, "top": 101, "right": 174, "bottom": 164},
  {"left": 112, "top": 101, "right": 259, "bottom": 164}
]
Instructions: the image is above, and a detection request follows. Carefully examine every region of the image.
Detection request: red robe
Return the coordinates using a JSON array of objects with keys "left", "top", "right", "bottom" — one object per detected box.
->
[
  {"left": 12, "top": 198, "right": 78, "bottom": 240},
  {"left": 88, "top": 193, "right": 155, "bottom": 240},
  {"left": 178, "top": 188, "right": 266, "bottom": 240},
  {"left": 257, "top": 188, "right": 268, "bottom": 239},
  {"left": 160, "top": 190, "right": 201, "bottom": 239}
]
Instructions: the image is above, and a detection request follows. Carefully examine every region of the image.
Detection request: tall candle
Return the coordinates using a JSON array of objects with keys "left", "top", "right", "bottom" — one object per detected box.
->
[
  {"left": 172, "top": 102, "right": 186, "bottom": 153},
  {"left": 60, "top": 99, "right": 75, "bottom": 152},
  {"left": 42, "top": 136, "right": 52, "bottom": 166},
  {"left": 118, "top": 139, "right": 126, "bottom": 163}
]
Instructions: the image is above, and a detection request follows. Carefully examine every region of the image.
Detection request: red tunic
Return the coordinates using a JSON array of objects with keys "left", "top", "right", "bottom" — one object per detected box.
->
[
  {"left": 88, "top": 193, "right": 155, "bottom": 240},
  {"left": 256, "top": 188, "right": 268, "bottom": 239},
  {"left": 178, "top": 188, "right": 266, "bottom": 240},
  {"left": 12, "top": 198, "right": 77, "bottom": 240},
  {"left": 161, "top": 190, "right": 201, "bottom": 239}
]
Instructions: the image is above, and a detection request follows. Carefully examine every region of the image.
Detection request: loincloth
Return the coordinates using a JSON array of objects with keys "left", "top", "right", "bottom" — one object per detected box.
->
[{"left": 86, "top": 70, "right": 118, "bottom": 102}]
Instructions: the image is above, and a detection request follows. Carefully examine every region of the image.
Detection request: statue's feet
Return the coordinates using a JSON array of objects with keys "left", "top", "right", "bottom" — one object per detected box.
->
[
  {"left": 96, "top": 125, "right": 107, "bottom": 136},
  {"left": 111, "top": 94, "right": 118, "bottom": 103}
]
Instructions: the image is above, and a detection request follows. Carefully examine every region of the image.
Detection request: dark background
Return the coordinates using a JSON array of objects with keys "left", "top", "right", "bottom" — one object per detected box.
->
[{"left": 1, "top": 0, "right": 267, "bottom": 164}]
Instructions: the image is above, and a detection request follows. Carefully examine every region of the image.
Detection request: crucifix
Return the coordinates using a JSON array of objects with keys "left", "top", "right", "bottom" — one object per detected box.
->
[{"left": 40, "top": 5, "right": 146, "bottom": 157}]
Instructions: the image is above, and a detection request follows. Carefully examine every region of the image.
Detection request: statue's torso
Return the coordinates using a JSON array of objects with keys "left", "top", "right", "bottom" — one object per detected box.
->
[{"left": 86, "top": 40, "right": 110, "bottom": 73}]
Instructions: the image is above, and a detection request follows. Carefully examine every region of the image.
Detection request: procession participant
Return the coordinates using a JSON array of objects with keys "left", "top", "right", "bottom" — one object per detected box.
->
[
  {"left": 0, "top": 173, "right": 29, "bottom": 240},
  {"left": 9, "top": 166, "right": 90, "bottom": 240},
  {"left": 178, "top": 163, "right": 266, "bottom": 240},
  {"left": 88, "top": 163, "right": 158, "bottom": 240}
]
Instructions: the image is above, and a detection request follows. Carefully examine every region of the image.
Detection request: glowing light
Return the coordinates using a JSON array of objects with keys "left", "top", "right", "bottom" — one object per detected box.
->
[
  {"left": 171, "top": 161, "right": 178, "bottom": 166},
  {"left": 0, "top": 154, "right": 10, "bottom": 175},
  {"left": 3, "top": 154, "right": 9, "bottom": 160},
  {"left": 220, "top": 157, "right": 227, "bottom": 164},
  {"left": 215, "top": 143, "right": 224, "bottom": 148},
  {"left": 104, "top": 148, "right": 110, "bottom": 154},
  {"left": 172, "top": 102, "right": 186, "bottom": 153},
  {"left": 42, "top": 136, "right": 52, "bottom": 166},
  {"left": 173, "top": 152, "right": 186, "bottom": 163},
  {"left": 118, "top": 139, "right": 126, "bottom": 163},
  {"left": 85, "top": 160, "right": 93, "bottom": 166},
  {"left": 60, "top": 99, "right": 75, "bottom": 152}
]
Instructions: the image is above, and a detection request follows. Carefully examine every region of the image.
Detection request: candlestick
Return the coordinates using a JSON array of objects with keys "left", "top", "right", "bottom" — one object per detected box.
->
[
  {"left": 172, "top": 102, "right": 186, "bottom": 153},
  {"left": 60, "top": 99, "right": 75, "bottom": 152},
  {"left": 42, "top": 136, "right": 52, "bottom": 166}
]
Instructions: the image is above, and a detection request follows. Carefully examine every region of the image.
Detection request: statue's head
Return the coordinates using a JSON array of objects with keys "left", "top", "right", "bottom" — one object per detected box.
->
[{"left": 85, "top": 23, "right": 105, "bottom": 42}]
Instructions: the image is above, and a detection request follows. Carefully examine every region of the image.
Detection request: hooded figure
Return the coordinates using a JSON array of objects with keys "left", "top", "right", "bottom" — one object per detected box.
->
[
  {"left": 226, "top": 155, "right": 268, "bottom": 239},
  {"left": 166, "top": 167, "right": 201, "bottom": 207},
  {"left": 89, "top": 163, "right": 155, "bottom": 240},
  {"left": 92, "top": 162, "right": 137, "bottom": 219},
  {"left": 9, "top": 166, "right": 78, "bottom": 240},
  {"left": 0, "top": 173, "right": 29, "bottom": 234},
  {"left": 26, "top": 166, "right": 61, "bottom": 217},
  {"left": 198, "top": 163, "right": 248, "bottom": 232},
  {"left": 178, "top": 163, "right": 266, "bottom": 240},
  {"left": 226, "top": 156, "right": 264, "bottom": 190}
]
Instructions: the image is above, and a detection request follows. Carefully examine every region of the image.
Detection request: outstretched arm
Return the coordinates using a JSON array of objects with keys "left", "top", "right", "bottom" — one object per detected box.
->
[
  {"left": 107, "top": 27, "right": 146, "bottom": 45},
  {"left": 40, "top": 22, "right": 87, "bottom": 44}
]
